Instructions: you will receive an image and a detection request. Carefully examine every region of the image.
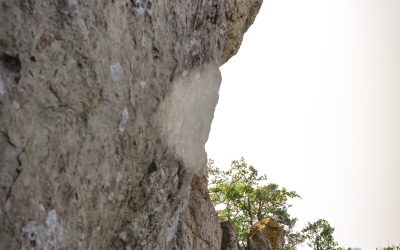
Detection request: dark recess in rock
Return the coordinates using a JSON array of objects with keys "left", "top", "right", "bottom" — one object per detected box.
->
[{"left": 0, "top": 53, "right": 21, "bottom": 85}]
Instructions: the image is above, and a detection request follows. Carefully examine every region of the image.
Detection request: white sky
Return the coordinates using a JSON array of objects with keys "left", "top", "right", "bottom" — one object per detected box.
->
[{"left": 205, "top": 1, "right": 400, "bottom": 249}]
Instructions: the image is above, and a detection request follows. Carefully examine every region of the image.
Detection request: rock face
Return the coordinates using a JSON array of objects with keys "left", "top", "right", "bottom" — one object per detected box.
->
[
  {"left": 0, "top": 0, "right": 262, "bottom": 249},
  {"left": 171, "top": 169, "right": 222, "bottom": 249},
  {"left": 220, "top": 220, "right": 240, "bottom": 250},
  {"left": 221, "top": 0, "right": 263, "bottom": 64},
  {"left": 247, "top": 218, "right": 285, "bottom": 250}
]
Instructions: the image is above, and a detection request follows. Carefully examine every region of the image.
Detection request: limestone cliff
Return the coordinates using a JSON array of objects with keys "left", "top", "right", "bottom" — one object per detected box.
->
[{"left": 0, "top": 0, "right": 262, "bottom": 249}]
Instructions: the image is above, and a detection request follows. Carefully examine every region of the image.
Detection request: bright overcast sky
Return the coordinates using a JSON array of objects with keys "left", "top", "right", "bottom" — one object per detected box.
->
[{"left": 206, "top": 1, "right": 400, "bottom": 249}]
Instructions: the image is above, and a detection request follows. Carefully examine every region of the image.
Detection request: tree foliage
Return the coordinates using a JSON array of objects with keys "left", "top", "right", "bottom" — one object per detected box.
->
[
  {"left": 301, "top": 219, "right": 336, "bottom": 249},
  {"left": 208, "top": 158, "right": 301, "bottom": 249},
  {"left": 301, "top": 219, "right": 351, "bottom": 250}
]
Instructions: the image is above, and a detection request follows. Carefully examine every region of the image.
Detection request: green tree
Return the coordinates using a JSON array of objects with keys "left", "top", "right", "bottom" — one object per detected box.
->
[
  {"left": 208, "top": 158, "right": 301, "bottom": 249},
  {"left": 301, "top": 219, "right": 350, "bottom": 250}
]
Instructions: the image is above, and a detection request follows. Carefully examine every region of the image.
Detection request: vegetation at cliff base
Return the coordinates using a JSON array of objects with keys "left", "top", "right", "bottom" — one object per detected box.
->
[
  {"left": 208, "top": 158, "right": 301, "bottom": 249},
  {"left": 208, "top": 158, "right": 351, "bottom": 250}
]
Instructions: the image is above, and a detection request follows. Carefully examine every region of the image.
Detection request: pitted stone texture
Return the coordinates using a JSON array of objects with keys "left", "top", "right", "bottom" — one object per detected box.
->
[
  {"left": 171, "top": 170, "right": 222, "bottom": 250},
  {"left": 221, "top": 0, "right": 263, "bottom": 64},
  {"left": 247, "top": 218, "right": 285, "bottom": 250},
  {"left": 221, "top": 220, "right": 240, "bottom": 250},
  {"left": 0, "top": 0, "right": 262, "bottom": 249}
]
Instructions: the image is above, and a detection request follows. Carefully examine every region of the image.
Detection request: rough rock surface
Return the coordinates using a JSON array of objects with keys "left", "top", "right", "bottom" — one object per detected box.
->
[
  {"left": 0, "top": 0, "right": 262, "bottom": 249},
  {"left": 220, "top": 220, "right": 240, "bottom": 250},
  {"left": 170, "top": 169, "right": 222, "bottom": 249},
  {"left": 247, "top": 218, "right": 285, "bottom": 250},
  {"left": 221, "top": 0, "right": 263, "bottom": 64}
]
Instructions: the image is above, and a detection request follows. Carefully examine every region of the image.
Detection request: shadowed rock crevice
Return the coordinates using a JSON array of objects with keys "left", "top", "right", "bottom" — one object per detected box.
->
[{"left": 0, "top": 53, "right": 21, "bottom": 86}]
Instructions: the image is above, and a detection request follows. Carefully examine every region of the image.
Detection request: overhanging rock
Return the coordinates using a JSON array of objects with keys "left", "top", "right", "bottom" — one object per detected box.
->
[{"left": 0, "top": 0, "right": 262, "bottom": 249}]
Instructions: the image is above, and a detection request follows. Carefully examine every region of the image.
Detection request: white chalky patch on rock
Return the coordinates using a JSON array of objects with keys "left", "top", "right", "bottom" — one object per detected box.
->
[
  {"left": 157, "top": 63, "right": 221, "bottom": 173},
  {"left": 12, "top": 100, "right": 19, "bottom": 109},
  {"left": 22, "top": 209, "right": 63, "bottom": 249},
  {"left": 116, "top": 172, "right": 123, "bottom": 183},
  {"left": 134, "top": 0, "right": 146, "bottom": 14},
  {"left": 186, "top": 38, "right": 200, "bottom": 56},
  {"left": 46, "top": 210, "right": 58, "bottom": 228},
  {"left": 119, "top": 107, "right": 129, "bottom": 132},
  {"left": 107, "top": 192, "right": 114, "bottom": 201},
  {"left": 110, "top": 63, "right": 124, "bottom": 81},
  {"left": 139, "top": 80, "right": 147, "bottom": 89},
  {"left": 39, "top": 204, "right": 45, "bottom": 212},
  {"left": 141, "top": 35, "right": 147, "bottom": 47},
  {"left": 190, "top": 38, "right": 198, "bottom": 48},
  {"left": 119, "top": 231, "right": 127, "bottom": 242},
  {"left": 136, "top": 7, "right": 145, "bottom": 14}
]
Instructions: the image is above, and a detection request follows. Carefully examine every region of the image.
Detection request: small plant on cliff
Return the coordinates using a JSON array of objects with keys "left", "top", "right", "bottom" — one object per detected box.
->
[{"left": 208, "top": 158, "right": 301, "bottom": 249}]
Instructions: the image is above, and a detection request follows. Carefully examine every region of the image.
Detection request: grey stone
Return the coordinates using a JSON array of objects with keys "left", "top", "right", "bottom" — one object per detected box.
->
[
  {"left": 0, "top": 0, "right": 262, "bottom": 249},
  {"left": 171, "top": 169, "right": 222, "bottom": 250},
  {"left": 221, "top": 220, "right": 240, "bottom": 250}
]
